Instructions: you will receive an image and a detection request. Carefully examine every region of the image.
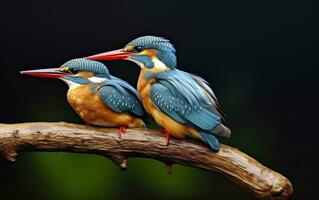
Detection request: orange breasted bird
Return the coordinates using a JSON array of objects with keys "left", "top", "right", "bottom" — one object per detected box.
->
[
  {"left": 20, "top": 58, "right": 146, "bottom": 136},
  {"left": 86, "top": 36, "right": 231, "bottom": 151}
]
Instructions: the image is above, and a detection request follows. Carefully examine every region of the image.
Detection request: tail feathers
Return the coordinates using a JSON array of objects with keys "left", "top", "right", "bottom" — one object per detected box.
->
[
  {"left": 200, "top": 132, "right": 220, "bottom": 151},
  {"left": 211, "top": 123, "right": 231, "bottom": 138}
]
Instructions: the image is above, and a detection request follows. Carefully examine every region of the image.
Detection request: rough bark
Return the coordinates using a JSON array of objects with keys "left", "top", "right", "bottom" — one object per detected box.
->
[{"left": 0, "top": 122, "right": 292, "bottom": 200}]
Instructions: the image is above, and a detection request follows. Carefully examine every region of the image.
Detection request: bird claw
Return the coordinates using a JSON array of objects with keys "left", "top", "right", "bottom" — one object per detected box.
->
[
  {"left": 161, "top": 129, "right": 170, "bottom": 146},
  {"left": 118, "top": 126, "right": 126, "bottom": 139},
  {"left": 164, "top": 162, "right": 173, "bottom": 174}
]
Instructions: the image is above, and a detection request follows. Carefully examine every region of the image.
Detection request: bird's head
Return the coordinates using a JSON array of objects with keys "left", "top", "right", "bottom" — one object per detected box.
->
[
  {"left": 20, "top": 58, "right": 110, "bottom": 88},
  {"left": 87, "top": 36, "right": 177, "bottom": 72}
]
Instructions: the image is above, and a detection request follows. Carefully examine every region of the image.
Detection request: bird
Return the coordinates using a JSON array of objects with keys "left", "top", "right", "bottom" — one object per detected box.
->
[
  {"left": 86, "top": 36, "right": 231, "bottom": 151},
  {"left": 20, "top": 58, "right": 146, "bottom": 136}
]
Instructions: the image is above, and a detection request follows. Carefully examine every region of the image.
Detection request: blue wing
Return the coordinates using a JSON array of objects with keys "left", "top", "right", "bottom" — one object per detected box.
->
[
  {"left": 149, "top": 69, "right": 230, "bottom": 137},
  {"left": 97, "top": 78, "right": 145, "bottom": 117},
  {"left": 151, "top": 82, "right": 220, "bottom": 131}
]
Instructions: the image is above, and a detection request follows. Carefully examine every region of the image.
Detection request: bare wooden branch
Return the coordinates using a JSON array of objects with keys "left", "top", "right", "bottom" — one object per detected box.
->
[{"left": 0, "top": 122, "right": 292, "bottom": 200}]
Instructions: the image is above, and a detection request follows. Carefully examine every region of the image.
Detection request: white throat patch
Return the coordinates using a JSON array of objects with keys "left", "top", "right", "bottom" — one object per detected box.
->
[
  {"left": 151, "top": 57, "right": 170, "bottom": 70},
  {"left": 61, "top": 78, "right": 81, "bottom": 90},
  {"left": 88, "top": 76, "right": 107, "bottom": 83}
]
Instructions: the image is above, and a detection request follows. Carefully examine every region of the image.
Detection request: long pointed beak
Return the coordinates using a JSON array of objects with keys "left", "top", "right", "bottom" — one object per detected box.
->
[
  {"left": 20, "top": 68, "right": 68, "bottom": 79},
  {"left": 86, "top": 49, "right": 133, "bottom": 61}
]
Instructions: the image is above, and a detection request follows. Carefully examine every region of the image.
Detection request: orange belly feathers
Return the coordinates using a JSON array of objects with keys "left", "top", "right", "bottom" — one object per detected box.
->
[{"left": 67, "top": 84, "right": 144, "bottom": 128}]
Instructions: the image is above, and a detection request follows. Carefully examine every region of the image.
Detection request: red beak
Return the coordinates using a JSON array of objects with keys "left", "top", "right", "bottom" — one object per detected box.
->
[
  {"left": 20, "top": 68, "right": 68, "bottom": 79},
  {"left": 86, "top": 49, "right": 133, "bottom": 61}
]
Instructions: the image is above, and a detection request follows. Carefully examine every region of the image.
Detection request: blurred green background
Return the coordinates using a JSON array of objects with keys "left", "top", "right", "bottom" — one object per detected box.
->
[{"left": 0, "top": 0, "right": 318, "bottom": 199}]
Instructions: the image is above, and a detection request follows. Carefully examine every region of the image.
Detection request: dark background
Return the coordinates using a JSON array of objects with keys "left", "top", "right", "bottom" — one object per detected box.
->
[{"left": 0, "top": 0, "right": 318, "bottom": 199}]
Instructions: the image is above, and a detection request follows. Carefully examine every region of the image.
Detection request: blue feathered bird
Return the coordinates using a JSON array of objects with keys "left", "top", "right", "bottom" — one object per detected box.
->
[
  {"left": 87, "top": 36, "right": 231, "bottom": 151},
  {"left": 20, "top": 58, "right": 145, "bottom": 136}
]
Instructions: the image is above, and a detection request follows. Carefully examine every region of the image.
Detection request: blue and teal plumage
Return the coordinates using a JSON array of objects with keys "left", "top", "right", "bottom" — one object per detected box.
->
[
  {"left": 147, "top": 69, "right": 229, "bottom": 137},
  {"left": 127, "top": 36, "right": 177, "bottom": 69},
  {"left": 127, "top": 36, "right": 230, "bottom": 151},
  {"left": 61, "top": 58, "right": 145, "bottom": 117},
  {"left": 145, "top": 69, "right": 229, "bottom": 151},
  {"left": 61, "top": 58, "right": 110, "bottom": 77},
  {"left": 129, "top": 55, "right": 155, "bottom": 69},
  {"left": 64, "top": 76, "right": 91, "bottom": 84},
  {"left": 97, "top": 77, "right": 145, "bottom": 117},
  {"left": 86, "top": 35, "right": 231, "bottom": 151}
]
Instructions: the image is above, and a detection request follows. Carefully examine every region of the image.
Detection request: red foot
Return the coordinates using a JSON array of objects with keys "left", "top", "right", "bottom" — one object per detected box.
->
[
  {"left": 118, "top": 126, "right": 126, "bottom": 139},
  {"left": 161, "top": 129, "right": 170, "bottom": 146}
]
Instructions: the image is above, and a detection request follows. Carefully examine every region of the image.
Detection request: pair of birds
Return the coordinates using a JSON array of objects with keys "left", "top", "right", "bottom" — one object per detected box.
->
[{"left": 21, "top": 36, "right": 231, "bottom": 152}]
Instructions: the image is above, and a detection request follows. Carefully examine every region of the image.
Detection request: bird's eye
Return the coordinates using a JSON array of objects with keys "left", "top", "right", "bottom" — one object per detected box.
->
[
  {"left": 133, "top": 46, "right": 143, "bottom": 53},
  {"left": 69, "top": 68, "right": 78, "bottom": 74}
]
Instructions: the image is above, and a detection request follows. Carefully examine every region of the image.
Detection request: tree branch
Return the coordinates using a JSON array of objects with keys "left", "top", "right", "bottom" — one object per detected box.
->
[{"left": 0, "top": 122, "right": 292, "bottom": 200}]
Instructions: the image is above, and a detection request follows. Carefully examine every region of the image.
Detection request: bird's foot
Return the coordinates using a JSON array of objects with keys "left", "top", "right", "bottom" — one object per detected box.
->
[
  {"left": 161, "top": 129, "right": 170, "bottom": 146},
  {"left": 164, "top": 162, "right": 173, "bottom": 174},
  {"left": 118, "top": 126, "right": 126, "bottom": 139}
]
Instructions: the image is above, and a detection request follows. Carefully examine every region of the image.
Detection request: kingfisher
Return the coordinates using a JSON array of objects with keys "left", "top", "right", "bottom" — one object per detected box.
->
[
  {"left": 20, "top": 58, "right": 146, "bottom": 136},
  {"left": 86, "top": 36, "right": 231, "bottom": 151}
]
